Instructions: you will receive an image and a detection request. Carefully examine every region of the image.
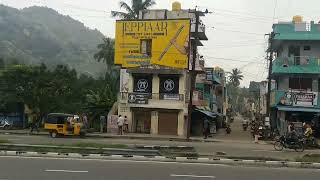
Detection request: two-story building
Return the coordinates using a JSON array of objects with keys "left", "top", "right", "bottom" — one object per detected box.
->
[
  {"left": 270, "top": 16, "right": 320, "bottom": 136},
  {"left": 115, "top": 2, "right": 208, "bottom": 137}
]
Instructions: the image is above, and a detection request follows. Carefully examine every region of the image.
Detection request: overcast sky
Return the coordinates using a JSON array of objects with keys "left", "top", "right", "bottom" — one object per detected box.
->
[{"left": 1, "top": 0, "right": 320, "bottom": 87}]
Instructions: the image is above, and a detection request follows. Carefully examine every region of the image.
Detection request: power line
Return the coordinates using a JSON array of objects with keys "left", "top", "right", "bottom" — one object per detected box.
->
[
  {"left": 211, "top": 27, "right": 265, "bottom": 36},
  {"left": 204, "top": 56, "right": 265, "bottom": 64}
]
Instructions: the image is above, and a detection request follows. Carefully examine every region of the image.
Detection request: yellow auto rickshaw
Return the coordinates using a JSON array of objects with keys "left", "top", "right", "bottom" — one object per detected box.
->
[{"left": 44, "top": 113, "right": 86, "bottom": 138}]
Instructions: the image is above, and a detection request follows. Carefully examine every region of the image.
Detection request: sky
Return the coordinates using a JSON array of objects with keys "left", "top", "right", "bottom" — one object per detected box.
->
[{"left": 1, "top": 0, "right": 320, "bottom": 87}]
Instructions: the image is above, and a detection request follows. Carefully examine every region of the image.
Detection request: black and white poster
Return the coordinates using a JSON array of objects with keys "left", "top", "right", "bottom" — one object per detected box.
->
[
  {"left": 133, "top": 75, "right": 152, "bottom": 93},
  {"left": 128, "top": 93, "right": 149, "bottom": 104},
  {"left": 159, "top": 76, "right": 179, "bottom": 94}
]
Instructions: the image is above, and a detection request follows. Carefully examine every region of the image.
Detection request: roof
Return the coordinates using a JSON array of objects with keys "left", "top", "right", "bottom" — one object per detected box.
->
[
  {"left": 277, "top": 106, "right": 320, "bottom": 113},
  {"left": 273, "top": 22, "right": 320, "bottom": 41},
  {"left": 47, "top": 113, "right": 75, "bottom": 117}
]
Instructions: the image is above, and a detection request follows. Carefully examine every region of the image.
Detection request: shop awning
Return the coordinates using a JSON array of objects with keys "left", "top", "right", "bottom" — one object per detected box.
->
[
  {"left": 195, "top": 109, "right": 222, "bottom": 118},
  {"left": 277, "top": 106, "right": 320, "bottom": 113}
]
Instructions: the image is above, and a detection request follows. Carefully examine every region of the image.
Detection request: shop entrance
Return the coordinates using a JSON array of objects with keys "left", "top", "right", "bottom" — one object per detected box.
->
[
  {"left": 133, "top": 111, "right": 151, "bottom": 134},
  {"left": 158, "top": 111, "right": 178, "bottom": 135}
]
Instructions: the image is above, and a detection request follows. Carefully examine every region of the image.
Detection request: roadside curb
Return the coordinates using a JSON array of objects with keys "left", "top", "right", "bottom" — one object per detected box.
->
[
  {"left": 1, "top": 150, "right": 320, "bottom": 169},
  {"left": 135, "top": 145, "right": 194, "bottom": 151}
]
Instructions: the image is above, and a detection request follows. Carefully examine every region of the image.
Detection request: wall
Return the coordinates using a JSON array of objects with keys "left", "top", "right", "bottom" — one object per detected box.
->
[{"left": 279, "top": 41, "right": 320, "bottom": 58}]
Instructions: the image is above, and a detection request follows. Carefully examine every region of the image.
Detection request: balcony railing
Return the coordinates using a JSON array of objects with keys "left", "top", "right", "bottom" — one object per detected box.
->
[{"left": 273, "top": 56, "right": 320, "bottom": 74}]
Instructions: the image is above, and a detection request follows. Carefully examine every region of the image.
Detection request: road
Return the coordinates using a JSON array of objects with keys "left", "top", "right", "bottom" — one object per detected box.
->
[
  {"left": 0, "top": 156, "right": 319, "bottom": 180},
  {"left": 1, "top": 133, "right": 319, "bottom": 161}
]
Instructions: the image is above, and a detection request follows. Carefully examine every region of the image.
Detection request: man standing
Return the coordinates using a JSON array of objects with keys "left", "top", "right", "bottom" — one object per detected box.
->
[
  {"left": 203, "top": 117, "right": 210, "bottom": 139},
  {"left": 117, "top": 115, "right": 124, "bottom": 135},
  {"left": 124, "top": 116, "right": 129, "bottom": 133}
]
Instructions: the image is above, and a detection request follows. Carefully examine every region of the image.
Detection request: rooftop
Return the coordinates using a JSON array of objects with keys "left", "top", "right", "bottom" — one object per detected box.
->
[{"left": 273, "top": 21, "right": 320, "bottom": 41}]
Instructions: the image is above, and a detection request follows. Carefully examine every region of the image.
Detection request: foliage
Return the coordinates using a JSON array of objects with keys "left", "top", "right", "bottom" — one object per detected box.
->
[
  {"left": 0, "top": 64, "right": 117, "bottom": 116},
  {"left": 228, "top": 68, "right": 244, "bottom": 87},
  {"left": 94, "top": 38, "right": 115, "bottom": 67},
  {"left": 0, "top": 5, "right": 106, "bottom": 77},
  {"left": 111, "top": 0, "right": 156, "bottom": 19}
]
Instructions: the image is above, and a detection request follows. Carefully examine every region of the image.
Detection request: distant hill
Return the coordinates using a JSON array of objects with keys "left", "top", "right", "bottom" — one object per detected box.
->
[{"left": 0, "top": 5, "right": 107, "bottom": 76}]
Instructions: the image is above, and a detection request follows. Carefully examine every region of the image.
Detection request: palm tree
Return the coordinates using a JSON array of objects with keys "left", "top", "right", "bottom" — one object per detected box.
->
[
  {"left": 228, "top": 68, "right": 244, "bottom": 87},
  {"left": 111, "top": 0, "right": 156, "bottom": 19},
  {"left": 94, "top": 38, "right": 115, "bottom": 67}
]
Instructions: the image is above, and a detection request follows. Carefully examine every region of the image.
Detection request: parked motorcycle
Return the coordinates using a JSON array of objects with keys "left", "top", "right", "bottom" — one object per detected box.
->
[
  {"left": 302, "top": 136, "right": 319, "bottom": 149},
  {"left": 274, "top": 135, "right": 304, "bottom": 152},
  {"left": 0, "top": 119, "right": 11, "bottom": 130},
  {"left": 226, "top": 125, "right": 231, "bottom": 134}
]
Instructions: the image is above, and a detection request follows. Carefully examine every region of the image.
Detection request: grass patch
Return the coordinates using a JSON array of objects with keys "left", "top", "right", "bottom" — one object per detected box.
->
[
  {"left": 296, "top": 154, "right": 320, "bottom": 163},
  {"left": 0, "top": 139, "right": 10, "bottom": 144}
]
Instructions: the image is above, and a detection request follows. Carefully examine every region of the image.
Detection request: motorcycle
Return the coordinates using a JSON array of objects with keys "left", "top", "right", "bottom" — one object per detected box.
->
[
  {"left": 302, "top": 136, "right": 319, "bottom": 149},
  {"left": 0, "top": 119, "right": 11, "bottom": 129},
  {"left": 242, "top": 123, "right": 248, "bottom": 131},
  {"left": 274, "top": 135, "right": 304, "bottom": 152},
  {"left": 226, "top": 125, "right": 231, "bottom": 134}
]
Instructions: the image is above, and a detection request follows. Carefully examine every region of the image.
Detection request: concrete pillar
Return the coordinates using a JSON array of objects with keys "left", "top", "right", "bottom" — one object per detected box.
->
[
  {"left": 150, "top": 111, "right": 158, "bottom": 135},
  {"left": 153, "top": 74, "right": 159, "bottom": 94},
  {"left": 128, "top": 74, "right": 134, "bottom": 92},
  {"left": 177, "top": 110, "right": 185, "bottom": 136}
]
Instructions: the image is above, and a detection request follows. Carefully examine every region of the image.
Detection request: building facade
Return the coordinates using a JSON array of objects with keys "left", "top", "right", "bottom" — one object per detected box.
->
[
  {"left": 270, "top": 16, "right": 320, "bottom": 137},
  {"left": 115, "top": 3, "right": 208, "bottom": 137}
]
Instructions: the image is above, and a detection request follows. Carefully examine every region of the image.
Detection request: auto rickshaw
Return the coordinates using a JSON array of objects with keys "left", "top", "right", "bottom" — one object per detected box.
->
[{"left": 44, "top": 113, "right": 86, "bottom": 138}]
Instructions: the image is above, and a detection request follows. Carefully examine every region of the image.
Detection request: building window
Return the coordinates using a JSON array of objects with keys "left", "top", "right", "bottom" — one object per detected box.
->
[
  {"left": 140, "top": 39, "right": 152, "bottom": 57},
  {"left": 289, "top": 78, "right": 312, "bottom": 90},
  {"left": 303, "top": 45, "right": 311, "bottom": 51},
  {"left": 288, "top": 46, "right": 300, "bottom": 65},
  {"left": 133, "top": 74, "right": 152, "bottom": 93}
]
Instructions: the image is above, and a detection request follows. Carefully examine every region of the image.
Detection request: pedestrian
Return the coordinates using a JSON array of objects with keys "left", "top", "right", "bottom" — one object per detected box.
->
[
  {"left": 100, "top": 115, "right": 106, "bottom": 133},
  {"left": 117, "top": 115, "right": 124, "bottom": 135},
  {"left": 124, "top": 116, "right": 129, "bottom": 133},
  {"left": 30, "top": 113, "right": 40, "bottom": 134},
  {"left": 83, "top": 114, "right": 88, "bottom": 129},
  {"left": 203, "top": 117, "right": 210, "bottom": 139},
  {"left": 287, "top": 122, "right": 295, "bottom": 134}
]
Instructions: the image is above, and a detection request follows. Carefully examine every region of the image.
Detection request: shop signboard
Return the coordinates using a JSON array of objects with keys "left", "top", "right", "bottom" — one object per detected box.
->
[
  {"left": 281, "top": 90, "right": 318, "bottom": 107},
  {"left": 128, "top": 93, "right": 149, "bottom": 104},
  {"left": 115, "top": 19, "right": 191, "bottom": 68}
]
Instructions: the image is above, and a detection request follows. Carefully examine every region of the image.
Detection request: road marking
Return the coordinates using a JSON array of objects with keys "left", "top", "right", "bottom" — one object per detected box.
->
[
  {"left": 171, "top": 174, "right": 216, "bottom": 179},
  {"left": 45, "top": 169, "right": 88, "bottom": 173}
]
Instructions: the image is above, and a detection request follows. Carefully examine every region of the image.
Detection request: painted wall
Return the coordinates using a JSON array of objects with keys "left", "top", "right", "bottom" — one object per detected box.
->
[{"left": 279, "top": 41, "right": 320, "bottom": 58}]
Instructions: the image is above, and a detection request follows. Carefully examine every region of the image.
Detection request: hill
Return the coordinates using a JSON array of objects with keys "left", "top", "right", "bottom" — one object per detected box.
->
[{"left": 0, "top": 5, "right": 107, "bottom": 76}]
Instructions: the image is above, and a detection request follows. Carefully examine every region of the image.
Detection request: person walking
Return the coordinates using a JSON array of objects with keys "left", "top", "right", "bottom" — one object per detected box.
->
[
  {"left": 30, "top": 113, "right": 40, "bottom": 134},
  {"left": 124, "top": 116, "right": 129, "bottom": 133},
  {"left": 117, "top": 115, "right": 124, "bottom": 135},
  {"left": 203, "top": 117, "right": 210, "bottom": 139},
  {"left": 83, "top": 114, "right": 88, "bottom": 129}
]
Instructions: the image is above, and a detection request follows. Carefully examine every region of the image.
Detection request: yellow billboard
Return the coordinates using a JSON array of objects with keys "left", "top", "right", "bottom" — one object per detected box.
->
[{"left": 115, "top": 19, "right": 190, "bottom": 69}]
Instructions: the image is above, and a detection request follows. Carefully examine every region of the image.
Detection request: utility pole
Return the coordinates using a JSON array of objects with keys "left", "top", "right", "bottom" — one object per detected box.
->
[
  {"left": 265, "top": 32, "right": 277, "bottom": 126},
  {"left": 186, "top": 8, "right": 200, "bottom": 140}
]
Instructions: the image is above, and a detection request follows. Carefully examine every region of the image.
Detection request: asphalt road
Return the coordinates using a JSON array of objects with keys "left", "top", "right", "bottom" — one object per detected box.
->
[{"left": 0, "top": 156, "right": 319, "bottom": 180}]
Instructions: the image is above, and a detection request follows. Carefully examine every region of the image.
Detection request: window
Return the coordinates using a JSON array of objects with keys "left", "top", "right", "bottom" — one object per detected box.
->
[
  {"left": 303, "top": 45, "right": 311, "bottom": 51},
  {"left": 289, "top": 78, "right": 312, "bottom": 90},
  {"left": 140, "top": 39, "right": 152, "bottom": 57},
  {"left": 288, "top": 46, "right": 300, "bottom": 65}
]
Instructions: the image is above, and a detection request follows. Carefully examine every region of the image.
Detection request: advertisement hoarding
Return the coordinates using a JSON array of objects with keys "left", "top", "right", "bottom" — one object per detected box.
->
[{"left": 115, "top": 19, "right": 190, "bottom": 69}]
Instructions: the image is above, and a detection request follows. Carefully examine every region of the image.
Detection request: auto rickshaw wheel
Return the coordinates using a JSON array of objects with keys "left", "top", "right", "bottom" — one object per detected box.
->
[{"left": 50, "top": 131, "right": 58, "bottom": 138}]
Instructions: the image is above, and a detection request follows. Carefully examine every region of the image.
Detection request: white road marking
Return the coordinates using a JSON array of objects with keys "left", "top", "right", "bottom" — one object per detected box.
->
[
  {"left": 252, "top": 150, "right": 281, "bottom": 153},
  {"left": 171, "top": 174, "right": 216, "bottom": 179},
  {"left": 45, "top": 169, "right": 88, "bottom": 173}
]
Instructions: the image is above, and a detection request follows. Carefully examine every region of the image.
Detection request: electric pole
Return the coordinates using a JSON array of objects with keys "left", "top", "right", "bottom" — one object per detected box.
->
[
  {"left": 186, "top": 8, "right": 200, "bottom": 140},
  {"left": 265, "top": 32, "right": 277, "bottom": 126}
]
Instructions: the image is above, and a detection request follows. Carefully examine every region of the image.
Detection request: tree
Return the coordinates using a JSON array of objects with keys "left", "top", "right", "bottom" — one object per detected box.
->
[
  {"left": 111, "top": 0, "right": 156, "bottom": 19},
  {"left": 228, "top": 68, "right": 244, "bottom": 87},
  {"left": 94, "top": 38, "right": 115, "bottom": 67}
]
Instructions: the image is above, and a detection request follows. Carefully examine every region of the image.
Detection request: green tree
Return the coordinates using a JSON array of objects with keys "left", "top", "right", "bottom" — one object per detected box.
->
[
  {"left": 94, "top": 38, "right": 115, "bottom": 67},
  {"left": 228, "top": 68, "right": 244, "bottom": 87},
  {"left": 111, "top": 0, "right": 156, "bottom": 19}
]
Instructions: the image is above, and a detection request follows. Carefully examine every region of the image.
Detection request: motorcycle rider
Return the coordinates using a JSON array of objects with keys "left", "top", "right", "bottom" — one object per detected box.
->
[
  {"left": 304, "top": 124, "right": 313, "bottom": 139},
  {"left": 287, "top": 123, "right": 298, "bottom": 144}
]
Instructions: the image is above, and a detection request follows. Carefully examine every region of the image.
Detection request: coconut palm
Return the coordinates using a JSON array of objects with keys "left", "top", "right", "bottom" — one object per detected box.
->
[
  {"left": 228, "top": 68, "right": 244, "bottom": 87},
  {"left": 111, "top": 0, "right": 156, "bottom": 19}
]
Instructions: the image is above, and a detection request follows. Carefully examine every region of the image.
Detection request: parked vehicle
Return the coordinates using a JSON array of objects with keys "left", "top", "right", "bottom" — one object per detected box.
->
[
  {"left": 0, "top": 119, "right": 12, "bottom": 129},
  {"left": 302, "top": 136, "right": 319, "bottom": 149},
  {"left": 226, "top": 125, "right": 231, "bottom": 134},
  {"left": 274, "top": 135, "right": 304, "bottom": 152},
  {"left": 44, "top": 113, "right": 86, "bottom": 138}
]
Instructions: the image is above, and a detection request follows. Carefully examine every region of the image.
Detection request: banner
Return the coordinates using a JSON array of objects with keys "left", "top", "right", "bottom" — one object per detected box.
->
[
  {"left": 115, "top": 19, "right": 190, "bottom": 68},
  {"left": 133, "top": 75, "right": 152, "bottom": 93},
  {"left": 159, "top": 76, "right": 179, "bottom": 94}
]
